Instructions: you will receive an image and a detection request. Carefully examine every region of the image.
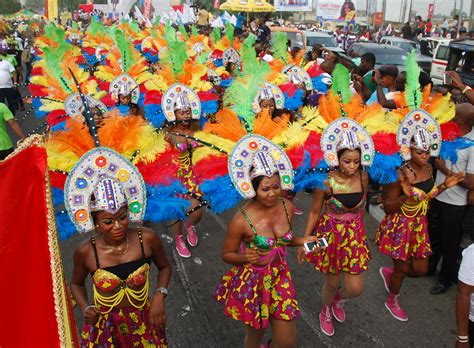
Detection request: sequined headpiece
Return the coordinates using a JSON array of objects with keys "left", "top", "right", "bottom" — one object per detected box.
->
[
  {"left": 282, "top": 65, "right": 313, "bottom": 91},
  {"left": 321, "top": 118, "right": 375, "bottom": 167},
  {"left": 229, "top": 135, "right": 293, "bottom": 199},
  {"left": 162, "top": 83, "right": 201, "bottom": 122},
  {"left": 252, "top": 83, "right": 285, "bottom": 113},
  {"left": 64, "top": 94, "right": 107, "bottom": 121},
  {"left": 223, "top": 47, "right": 240, "bottom": 65},
  {"left": 397, "top": 109, "right": 441, "bottom": 161},
  {"left": 109, "top": 73, "right": 140, "bottom": 104},
  {"left": 64, "top": 147, "right": 147, "bottom": 233}
]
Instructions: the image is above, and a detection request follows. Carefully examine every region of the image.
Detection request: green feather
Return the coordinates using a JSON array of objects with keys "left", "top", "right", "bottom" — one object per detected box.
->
[
  {"left": 179, "top": 25, "right": 189, "bottom": 40},
  {"left": 162, "top": 23, "right": 188, "bottom": 75},
  {"left": 130, "top": 20, "right": 140, "bottom": 33},
  {"left": 191, "top": 25, "right": 198, "bottom": 37},
  {"left": 197, "top": 53, "right": 208, "bottom": 65},
  {"left": 270, "top": 32, "right": 289, "bottom": 63},
  {"left": 153, "top": 16, "right": 161, "bottom": 27},
  {"left": 241, "top": 34, "right": 259, "bottom": 74},
  {"left": 87, "top": 17, "right": 105, "bottom": 36},
  {"left": 331, "top": 64, "right": 352, "bottom": 104},
  {"left": 210, "top": 27, "right": 221, "bottom": 45},
  {"left": 225, "top": 22, "right": 234, "bottom": 46},
  {"left": 405, "top": 50, "right": 422, "bottom": 109},
  {"left": 72, "top": 21, "right": 78, "bottom": 31},
  {"left": 112, "top": 28, "right": 136, "bottom": 73}
]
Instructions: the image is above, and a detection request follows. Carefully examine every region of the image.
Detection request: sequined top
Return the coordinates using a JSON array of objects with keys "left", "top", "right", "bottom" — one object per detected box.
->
[
  {"left": 325, "top": 174, "right": 366, "bottom": 215},
  {"left": 90, "top": 227, "right": 151, "bottom": 313},
  {"left": 242, "top": 199, "right": 294, "bottom": 251}
]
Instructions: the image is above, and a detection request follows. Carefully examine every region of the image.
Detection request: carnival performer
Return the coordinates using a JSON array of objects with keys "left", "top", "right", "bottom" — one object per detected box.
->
[
  {"left": 376, "top": 51, "right": 468, "bottom": 322},
  {"left": 376, "top": 110, "right": 464, "bottom": 321},
  {"left": 142, "top": 24, "right": 219, "bottom": 258},
  {"left": 68, "top": 149, "right": 171, "bottom": 347},
  {"left": 295, "top": 63, "right": 400, "bottom": 336},
  {"left": 215, "top": 135, "right": 318, "bottom": 348}
]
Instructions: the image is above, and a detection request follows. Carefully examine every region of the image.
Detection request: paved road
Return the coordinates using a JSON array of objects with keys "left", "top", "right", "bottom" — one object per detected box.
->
[{"left": 11, "top": 97, "right": 460, "bottom": 347}]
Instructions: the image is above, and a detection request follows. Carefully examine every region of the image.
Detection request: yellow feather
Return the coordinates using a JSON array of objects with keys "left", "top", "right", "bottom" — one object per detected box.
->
[
  {"left": 133, "top": 128, "right": 170, "bottom": 164},
  {"left": 193, "top": 146, "right": 222, "bottom": 163},
  {"left": 40, "top": 101, "right": 65, "bottom": 112},
  {"left": 193, "top": 131, "right": 236, "bottom": 153},
  {"left": 30, "top": 75, "right": 49, "bottom": 86},
  {"left": 272, "top": 123, "right": 310, "bottom": 148},
  {"left": 428, "top": 94, "right": 456, "bottom": 124},
  {"left": 300, "top": 106, "right": 327, "bottom": 132},
  {"left": 46, "top": 144, "right": 80, "bottom": 172},
  {"left": 361, "top": 111, "right": 400, "bottom": 134}
]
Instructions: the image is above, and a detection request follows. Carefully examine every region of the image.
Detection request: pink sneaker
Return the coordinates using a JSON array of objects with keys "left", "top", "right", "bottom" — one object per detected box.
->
[
  {"left": 385, "top": 293, "right": 408, "bottom": 321},
  {"left": 294, "top": 206, "right": 303, "bottom": 215},
  {"left": 175, "top": 235, "right": 191, "bottom": 258},
  {"left": 319, "top": 305, "right": 335, "bottom": 336},
  {"left": 186, "top": 221, "right": 198, "bottom": 247},
  {"left": 332, "top": 291, "right": 346, "bottom": 323},
  {"left": 379, "top": 267, "right": 394, "bottom": 293}
]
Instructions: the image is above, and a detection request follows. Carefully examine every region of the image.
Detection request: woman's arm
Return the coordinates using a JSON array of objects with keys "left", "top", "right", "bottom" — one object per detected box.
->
[
  {"left": 221, "top": 213, "right": 253, "bottom": 266},
  {"left": 381, "top": 179, "right": 406, "bottom": 214},
  {"left": 146, "top": 229, "right": 172, "bottom": 333},
  {"left": 71, "top": 246, "right": 92, "bottom": 312},
  {"left": 71, "top": 244, "right": 100, "bottom": 325},
  {"left": 303, "top": 187, "right": 326, "bottom": 237}
]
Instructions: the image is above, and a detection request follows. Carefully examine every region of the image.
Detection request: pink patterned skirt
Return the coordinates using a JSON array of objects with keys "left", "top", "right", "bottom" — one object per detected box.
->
[
  {"left": 80, "top": 303, "right": 167, "bottom": 347},
  {"left": 306, "top": 212, "right": 370, "bottom": 275},
  {"left": 215, "top": 251, "right": 300, "bottom": 329},
  {"left": 376, "top": 212, "right": 432, "bottom": 261}
]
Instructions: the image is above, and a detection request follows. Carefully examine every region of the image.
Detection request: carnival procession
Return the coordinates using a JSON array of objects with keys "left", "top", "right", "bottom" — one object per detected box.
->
[{"left": 0, "top": 0, "right": 473, "bottom": 346}]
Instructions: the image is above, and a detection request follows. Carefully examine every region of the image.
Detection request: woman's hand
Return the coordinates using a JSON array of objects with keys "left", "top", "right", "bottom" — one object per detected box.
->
[
  {"left": 444, "top": 171, "right": 465, "bottom": 188},
  {"left": 373, "top": 69, "right": 381, "bottom": 85},
  {"left": 83, "top": 306, "right": 100, "bottom": 325},
  {"left": 149, "top": 294, "right": 166, "bottom": 333},
  {"left": 244, "top": 246, "right": 270, "bottom": 266},
  {"left": 400, "top": 171, "right": 416, "bottom": 198}
]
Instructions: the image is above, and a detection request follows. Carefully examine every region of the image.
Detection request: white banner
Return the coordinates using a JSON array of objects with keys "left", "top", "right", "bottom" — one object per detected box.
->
[
  {"left": 316, "top": 0, "right": 356, "bottom": 21},
  {"left": 274, "top": 0, "right": 312, "bottom": 12}
]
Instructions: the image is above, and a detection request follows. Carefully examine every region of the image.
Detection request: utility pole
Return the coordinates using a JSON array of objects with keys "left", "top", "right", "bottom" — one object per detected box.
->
[{"left": 458, "top": 0, "right": 464, "bottom": 35}]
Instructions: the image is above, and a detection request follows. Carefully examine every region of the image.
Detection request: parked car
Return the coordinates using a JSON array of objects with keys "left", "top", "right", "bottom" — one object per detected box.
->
[
  {"left": 430, "top": 40, "right": 452, "bottom": 85},
  {"left": 347, "top": 43, "right": 407, "bottom": 68},
  {"left": 304, "top": 31, "right": 337, "bottom": 47},
  {"left": 446, "top": 39, "right": 474, "bottom": 86},
  {"left": 381, "top": 36, "right": 432, "bottom": 73},
  {"left": 270, "top": 27, "right": 306, "bottom": 50}
]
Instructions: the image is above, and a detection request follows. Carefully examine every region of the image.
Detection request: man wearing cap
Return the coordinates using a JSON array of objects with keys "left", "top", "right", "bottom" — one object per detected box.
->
[
  {"left": 0, "top": 47, "right": 18, "bottom": 114},
  {"left": 429, "top": 103, "right": 474, "bottom": 294}
]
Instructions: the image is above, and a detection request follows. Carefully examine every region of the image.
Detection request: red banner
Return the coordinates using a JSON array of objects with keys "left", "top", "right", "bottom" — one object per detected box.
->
[
  {"left": 428, "top": 4, "right": 434, "bottom": 19},
  {"left": 143, "top": 0, "right": 152, "bottom": 19},
  {"left": 0, "top": 139, "right": 78, "bottom": 348}
]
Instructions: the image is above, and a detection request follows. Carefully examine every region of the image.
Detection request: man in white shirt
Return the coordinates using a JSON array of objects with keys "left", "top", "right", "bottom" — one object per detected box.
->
[
  {"left": 429, "top": 103, "right": 474, "bottom": 295},
  {"left": 456, "top": 243, "right": 474, "bottom": 346},
  {"left": 0, "top": 47, "right": 18, "bottom": 114}
]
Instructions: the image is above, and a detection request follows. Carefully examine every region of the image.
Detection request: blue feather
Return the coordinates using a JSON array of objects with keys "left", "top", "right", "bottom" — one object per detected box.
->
[
  {"left": 293, "top": 153, "right": 328, "bottom": 191},
  {"left": 367, "top": 153, "right": 402, "bottom": 184},
  {"left": 220, "top": 78, "right": 233, "bottom": 88},
  {"left": 56, "top": 211, "right": 77, "bottom": 240},
  {"left": 145, "top": 182, "right": 191, "bottom": 222},
  {"left": 52, "top": 187, "right": 64, "bottom": 206},
  {"left": 51, "top": 122, "right": 66, "bottom": 131},
  {"left": 200, "top": 175, "right": 243, "bottom": 214},
  {"left": 117, "top": 105, "right": 130, "bottom": 115},
  {"left": 284, "top": 89, "right": 304, "bottom": 111},
  {"left": 144, "top": 104, "right": 166, "bottom": 127},
  {"left": 213, "top": 58, "right": 224, "bottom": 67},
  {"left": 440, "top": 138, "right": 474, "bottom": 163},
  {"left": 201, "top": 100, "right": 219, "bottom": 117}
]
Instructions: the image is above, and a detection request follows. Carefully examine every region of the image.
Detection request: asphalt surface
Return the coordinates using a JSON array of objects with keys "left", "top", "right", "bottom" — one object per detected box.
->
[{"left": 10, "top": 95, "right": 461, "bottom": 347}]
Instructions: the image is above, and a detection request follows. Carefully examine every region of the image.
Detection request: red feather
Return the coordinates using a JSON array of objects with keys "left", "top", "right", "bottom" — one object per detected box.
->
[
  {"left": 144, "top": 91, "right": 162, "bottom": 105},
  {"left": 49, "top": 171, "right": 67, "bottom": 189},
  {"left": 303, "top": 131, "right": 324, "bottom": 167},
  {"left": 194, "top": 155, "right": 228, "bottom": 180},
  {"left": 306, "top": 63, "right": 323, "bottom": 78},
  {"left": 372, "top": 132, "right": 399, "bottom": 155},
  {"left": 197, "top": 90, "right": 219, "bottom": 102},
  {"left": 286, "top": 145, "right": 305, "bottom": 168},
  {"left": 441, "top": 121, "right": 461, "bottom": 141},
  {"left": 279, "top": 82, "right": 298, "bottom": 97},
  {"left": 82, "top": 47, "right": 95, "bottom": 55},
  {"left": 136, "top": 148, "right": 180, "bottom": 185},
  {"left": 101, "top": 93, "right": 116, "bottom": 107},
  {"left": 47, "top": 110, "right": 68, "bottom": 127},
  {"left": 28, "top": 84, "right": 48, "bottom": 97},
  {"left": 30, "top": 66, "right": 43, "bottom": 76}
]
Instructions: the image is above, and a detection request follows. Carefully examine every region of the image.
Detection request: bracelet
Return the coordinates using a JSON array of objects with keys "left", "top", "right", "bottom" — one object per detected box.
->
[
  {"left": 462, "top": 86, "right": 472, "bottom": 94},
  {"left": 155, "top": 287, "right": 168, "bottom": 297},
  {"left": 438, "top": 184, "right": 447, "bottom": 192},
  {"left": 458, "top": 335, "right": 469, "bottom": 340},
  {"left": 457, "top": 338, "right": 469, "bottom": 343},
  {"left": 83, "top": 305, "right": 96, "bottom": 314}
]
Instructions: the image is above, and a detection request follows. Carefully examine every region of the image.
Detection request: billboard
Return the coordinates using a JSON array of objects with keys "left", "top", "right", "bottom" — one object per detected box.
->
[
  {"left": 274, "top": 0, "right": 312, "bottom": 12},
  {"left": 316, "top": 0, "right": 356, "bottom": 21}
]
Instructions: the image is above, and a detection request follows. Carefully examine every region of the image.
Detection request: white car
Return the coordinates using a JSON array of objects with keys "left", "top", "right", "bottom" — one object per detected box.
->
[{"left": 429, "top": 39, "right": 451, "bottom": 85}]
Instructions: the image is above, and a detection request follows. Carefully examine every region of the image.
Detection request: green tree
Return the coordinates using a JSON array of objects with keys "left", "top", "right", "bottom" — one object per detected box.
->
[{"left": 0, "top": 0, "right": 22, "bottom": 15}]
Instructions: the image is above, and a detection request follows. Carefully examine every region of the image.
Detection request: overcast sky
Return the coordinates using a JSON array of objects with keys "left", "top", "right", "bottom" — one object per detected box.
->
[{"left": 356, "top": 0, "right": 471, "bottom": 17}]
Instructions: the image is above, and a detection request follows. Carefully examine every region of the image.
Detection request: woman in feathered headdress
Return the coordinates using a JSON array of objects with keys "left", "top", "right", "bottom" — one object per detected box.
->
[
  {"left": 295, "top": 63, "right": 399, "bottom": 337},
  {"left": 214, "top": 134, "right": 318, "bottom": 347},
  {"left": 375, "top": 52, "right": 466, "bottom": 322},
  {"left": 143, "top": 23, "right": 219, "bottom": 258}
]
